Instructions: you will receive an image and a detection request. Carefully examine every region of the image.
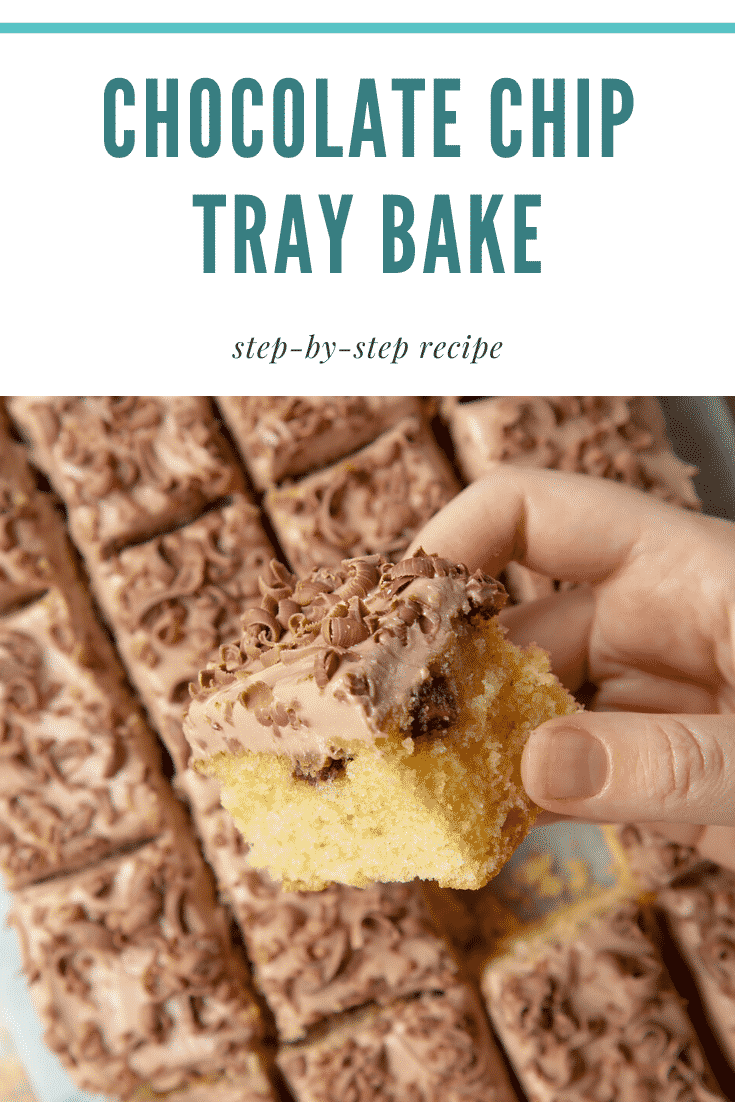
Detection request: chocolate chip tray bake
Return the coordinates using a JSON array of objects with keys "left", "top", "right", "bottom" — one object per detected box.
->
[{"left": 1, "top": 396, "right": 735, "bottom": 1102}]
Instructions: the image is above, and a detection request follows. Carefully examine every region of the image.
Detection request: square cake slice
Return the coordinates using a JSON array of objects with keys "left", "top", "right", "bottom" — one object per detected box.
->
[
  {"left": 179, "top": 767, "right": 460, "bottom": 1040},
  {"left": 482, "top": 901, "right": 725, "bottom": 1102},
  {"left": 657, "top": 864, "right": 735, "bottom": 1072},
  {"left": 277, "top": 987, "right": 518, "bottom": 1102},
  {"left": 0, "top": 423, "right": 74, "bottom": 614},
  {"left": 611, "top": 822, "right": 705, "bottom": 892},
  {"left": 218, "top": 396, "right": 422, "bottom": 489},
  {"left": 184, "top": 551, "right": 577, "bottom": 892},
  {"left": 10, "top": 829, "right": 264, "bottom": 1100},
  {"left": 8, "top": 397, "right": 244, "bottom": 558},
  {"left": 264, "top": 416, "right": 460, "bottom": 575},
  {"left": 0, "top": 588, "right": 171, "bottom": 888},
  {"left": 89, "top": 495, "right": 276, "bottom": 770},
  {"left": 447, "top": 396, "right": 700, "bottom": 508}
]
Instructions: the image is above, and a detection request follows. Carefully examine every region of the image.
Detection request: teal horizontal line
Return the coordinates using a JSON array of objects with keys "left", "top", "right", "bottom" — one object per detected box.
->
[{"left": 0, "top": 22, "right": 734, "bottom": 33}]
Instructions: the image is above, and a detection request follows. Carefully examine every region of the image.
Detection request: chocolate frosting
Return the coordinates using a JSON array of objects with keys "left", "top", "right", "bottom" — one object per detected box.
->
[
  {"left": 219, "top": 396, "right": 422, "bottom": 490},
  {"left": 264, "top": 417, "right": 460, "bottom": 575},
  {"left": 0, "top": 589, "right": 171, "bottom": 889},
  {"left": 179, "top": 767, "right": 460, "bottom": 1041},
  {"left": 184, "top": 549, "right": 506, "bottom": 766},
  {"left": 136, "top": 1058, "right": 276, "bottom": 1102},
  {"left": 658, "top": 865, "right": 735, "bottom": 1069},
  {"left": 448, "top": 397, "right": 700, "bottom": 510},
  {"left": 0, "top": 430, "right": 72, "bottom": 613},
  {"left": 615, "top": 823, "right": 704, "bottom": 891},
  {"left": 484, "top": 903, "right": 723, "bottom": 1102},
  {"left": 10, "top": 830, "right": 263, "bottom": 1099},
  {"left": 90, "top": 495, "right": 275, "bottom": 770},
  {"left": 278, "top": 987, "right": 517, "bottom": 1102},
  {"left": 9, "top": 397, "right": 243, "bottom": 557}
]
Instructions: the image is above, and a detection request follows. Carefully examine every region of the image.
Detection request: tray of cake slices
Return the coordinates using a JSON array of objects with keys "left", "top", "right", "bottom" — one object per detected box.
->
[{"left": 0, "top": 396, "right": 734, "bottom": 1102}]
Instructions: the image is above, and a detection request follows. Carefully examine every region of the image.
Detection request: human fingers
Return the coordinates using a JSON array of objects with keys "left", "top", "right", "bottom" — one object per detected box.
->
[
  {"left": 521, "top": 712, "right": 735, "bottom": 826},
  {"left": 530, "top": 810, "right": 570, "bottom": 827},
  {"left": 499, "top": 585, "right": 594, "bottom": 692},
  {"left": 694, "top": 825, "right": 735, "bottom": 871},
  {"left": 408, "top": 466, "right": 684, "bottom": 583}
]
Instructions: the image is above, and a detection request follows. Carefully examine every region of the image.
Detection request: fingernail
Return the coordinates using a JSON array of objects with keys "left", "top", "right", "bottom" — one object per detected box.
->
[{"left": 527, "top": 727, "right": 608, "bottom": 801}]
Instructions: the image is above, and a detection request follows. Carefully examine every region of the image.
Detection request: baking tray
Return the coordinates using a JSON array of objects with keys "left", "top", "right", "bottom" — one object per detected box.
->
[{"left": 1, "top": 397, "right": 733, "bottom": 1102}]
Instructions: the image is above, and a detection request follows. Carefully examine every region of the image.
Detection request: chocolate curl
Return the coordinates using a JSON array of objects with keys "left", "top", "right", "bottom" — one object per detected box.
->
[
  {"left": 392, "top": 549, "right": 436, "bottom": 580},
  {"left": 314, "top": 648, "right": 341, "bottom": 688},
  {"left": 293, "top": 576, "right": 333, "bottom": 606},
  {"left": 321, "top": 598, "right": 371, "bottom": 648},
  {"left": 277, "top": 598, "right": 301, "bottom": 629},
  {"left": 258, "top": 559, "right": 296, "bottom": 603},
  {"left": 218, "top": 641, "right": 243, "bottom": 671},
  {"left": 338, "top": 556, "right": 380, "bottom": 600},
  {"left": 242, "top": 607, "right": 281, "bottom": 644}
]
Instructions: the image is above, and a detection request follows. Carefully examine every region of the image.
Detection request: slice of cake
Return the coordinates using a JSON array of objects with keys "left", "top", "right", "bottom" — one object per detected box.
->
[
  {"left": 9, "top": 829, "right": 264, "bottom": 1100},
  {"left": 0, "top": 422, "right": 73, "bottom": 614},
  {"left": 611, "top": 822, "right": 706, "bottom": 892},
  {"left": 657, "top": 864, "right": 735, "bottom": 1072},
  {"left": 9, "top": 397, "right": 244, "bottom": 559},
  {"left": 218, "top": 396, "right": 422, "bottom": 489},
  {"left": 277, "top": 986, "right": 518, "bottom": 1102},
  {"left": 89, "top": 494, "right": 276, "bottom": 771},
  {"left": 264, "top": 416, "right": 460, "bottom": 575},
  {"left": 446, "top": 396, "right": 701, "bottom": 508},
  {"left": 483, "top": 901, "right": 726, "bottom": 1102},
  {"left": 0, "top": 588, "right": 171, "bottom": 889},
  {"left": 184, "top": 550, "right": 578, "bottom": 892}
]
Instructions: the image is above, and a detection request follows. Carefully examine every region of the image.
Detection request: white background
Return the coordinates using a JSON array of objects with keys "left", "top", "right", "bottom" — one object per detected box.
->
[
  {"left": 1, "top": 18, "right": 734, "bottom": 389},
  {"left": 6, "top": 2, "right": 735, "bottom": 24}
]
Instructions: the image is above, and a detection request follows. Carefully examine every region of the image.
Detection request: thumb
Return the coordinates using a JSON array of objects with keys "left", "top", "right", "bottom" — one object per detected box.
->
[{"left": 521, "top": 712, "right": 735, "bottom": 826}]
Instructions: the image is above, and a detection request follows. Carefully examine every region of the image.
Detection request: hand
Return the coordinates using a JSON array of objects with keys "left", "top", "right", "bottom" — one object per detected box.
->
[{"left": 408, "top": 466, "right": 735, "bottom": 871}]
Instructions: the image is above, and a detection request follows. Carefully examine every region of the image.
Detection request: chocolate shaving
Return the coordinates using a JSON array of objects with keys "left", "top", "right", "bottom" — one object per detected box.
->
[
  {"left": 409, "top": 676, "right": 458, "bottom": 742},
  {"left": 292, "top": 753, "right": 351, "bottom": 786},
  {"left": 314, "top": 648, "right": 341, "bottom": 688}
]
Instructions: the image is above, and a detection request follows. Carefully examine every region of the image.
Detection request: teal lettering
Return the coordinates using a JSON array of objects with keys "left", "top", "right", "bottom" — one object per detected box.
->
[
  {"left": 316, "top": 79, "right": 343, "bottom": 157},
  {"left": 319, "top": 195, "right": 353, "bottom": 273},
  {"left": 349, "top": 79, "right": 386, "bottom": 157},
  {"left": 190, "top": 78, "right": 221, "bottom": 158},
  {"left": 146, "top": 78, "right": 178, "bottom": 157},
  {"left": 391, "top": 78, "right": 425, "bottom": 157},
  {"left": 192, "top": 194, "right": 225, "bottom": 272},
  {"left": 515, "top": 194, "right": 541, "bottom": 273},
  {"left": 470, "top": 194, "right": 504, "bottom": 273},
  {"left": 602, "top": 79, "right": 634, "bottom": 156},
  {"left": 232, "top": 78, "right": 263, "bottom": 158},
  {"left": 577, "top": 79, "right": 590, "bottom": 157},
  {"left": 434, "top": 78, "right": 460, "bottom": 157},
  {"left": 383, "top": 195, "right": 415, "bottom": 273},
  {"left": 490, "top": 79, "right": 521, "bottom": 158},
  {"left": 275, "top": 195, "right": 312, "bottom": 273},
  {"left": 274, "top": 78, "right": 304, "bottom": 158},
  {"left": 532, "top": 78, "right": 565, "bottom": 157},
  {"left": 424, "top": 195, "right": 460, "bottom": 273},
  {"left": 234, "top": 195, "right": 267, "bottom": 273},
  {"left": 104, "top": 78, "right": 135, "bottom": 158}
]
